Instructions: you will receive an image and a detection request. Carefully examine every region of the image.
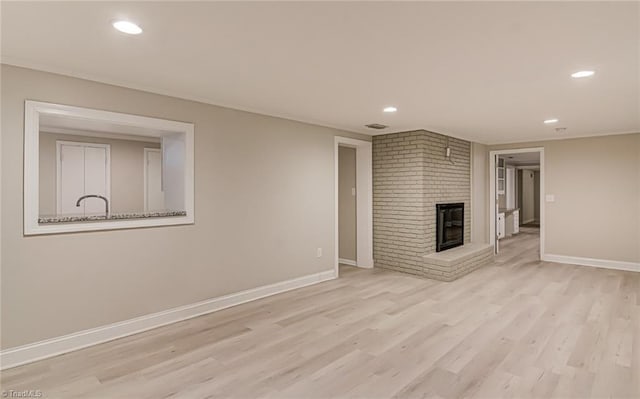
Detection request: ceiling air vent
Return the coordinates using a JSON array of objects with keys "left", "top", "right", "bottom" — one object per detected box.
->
[{"left": 365, "top": 123, "right": 388, "bottom": 130}]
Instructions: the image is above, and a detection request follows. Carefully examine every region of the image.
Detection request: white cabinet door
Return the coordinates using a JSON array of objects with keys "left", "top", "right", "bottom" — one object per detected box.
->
[
  {"left": 57, "top": 141, "right": 110, "bottom": 216},
  {"left": 84, "top": 146, "right": 108, "bottom": 214},
  {"left": 58, "top": 144, "right": 85, "bottom": 215},
  {"left": 513, "top": 210, "right": 520, "bottom": 234},
  {"left": 497, "top": 213, "right": 506, "bottom": 239}
]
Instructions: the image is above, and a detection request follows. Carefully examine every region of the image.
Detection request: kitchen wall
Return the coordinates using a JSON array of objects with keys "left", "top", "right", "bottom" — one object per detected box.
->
[
  {"left": 498, "top": 160, "right": 522, "bottom": 211},
  {"left": 39, "top": 132, "right": 160, "bottom": 215},
  {"left": 338, "top": 146, "right": 357, "bottom": 262},
  {"left": 488, "top": 133, "right": 640, "bottom": 263},
  {"left": 1, "top": 64, "right": 370, "bottom": 349}
]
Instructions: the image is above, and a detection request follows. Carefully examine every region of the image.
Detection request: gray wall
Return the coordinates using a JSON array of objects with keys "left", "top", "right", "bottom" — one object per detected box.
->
[
  {"left": 338, "top": 146, "right": 356, "bottom": 261},
  {"left": 372, "top": 130, "right": 471, "bottom": 276},
  {"left": 471, "top": 143, "right": 488, "bottom": 244},
  {"left": 39, "top": 132, "right": 160, "bottom": 215},
  {"left": 488, "top": 133, "right": 640, "bottom": 263},
  {"left": 1, "top": 64, "right": 370, "bottom": 349}
]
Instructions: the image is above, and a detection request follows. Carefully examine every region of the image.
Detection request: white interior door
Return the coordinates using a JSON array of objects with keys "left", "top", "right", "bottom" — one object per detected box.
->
[
  {"left": 57, "top": 141, "right": 110, "bottom": 216},
  {"left": 145, "top": 148, "right": 165, "bottom": 211}
]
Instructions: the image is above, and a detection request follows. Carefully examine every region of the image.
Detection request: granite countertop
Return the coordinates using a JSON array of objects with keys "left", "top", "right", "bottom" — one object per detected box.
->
[
  {"left": 39, "top": 210, "right": 187, "bottom": 224},
  {"left": 498, "top": 208, "right": 520, "bottom": 214}
]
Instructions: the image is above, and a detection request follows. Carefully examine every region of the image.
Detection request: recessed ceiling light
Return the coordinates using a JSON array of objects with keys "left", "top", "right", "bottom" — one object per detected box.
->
[
  {"left": 544, "top": 119, "right": 559, "bottom": 124},
  {"left": 571, "top": 70, "right": 595, "bottom": 78},
  {"left": 113, "top": 20, "right": 142, "bottom": 35},
  {"left": 383, "top": 106, "right": 397, "bottom": 113}
]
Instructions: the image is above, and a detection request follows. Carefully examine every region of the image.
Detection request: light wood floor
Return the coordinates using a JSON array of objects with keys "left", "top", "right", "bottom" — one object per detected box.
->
[{"left": 3, "top": 229, "right": 639, "bottom": 398}]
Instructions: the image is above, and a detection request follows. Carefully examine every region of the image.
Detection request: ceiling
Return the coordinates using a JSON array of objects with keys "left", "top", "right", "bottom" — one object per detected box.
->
[
  {"left": 2, "top": 2, "right": 638, "bottom": 144},
  {"left": 502, "top": 152, "right": 540, "bottom": 167}
]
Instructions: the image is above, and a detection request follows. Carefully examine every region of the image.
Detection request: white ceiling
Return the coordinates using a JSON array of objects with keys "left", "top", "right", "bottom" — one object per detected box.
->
[
  {"left": 2, "top": 2, "right": 638, "bottom": 144},
  {"left": 502, "top": 152, "right": 540, "bottom": 166}
]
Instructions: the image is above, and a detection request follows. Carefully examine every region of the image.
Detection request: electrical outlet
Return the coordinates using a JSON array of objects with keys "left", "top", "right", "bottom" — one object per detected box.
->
[{"left": 316, "top": 248, "right": 322, "bottom": 258}]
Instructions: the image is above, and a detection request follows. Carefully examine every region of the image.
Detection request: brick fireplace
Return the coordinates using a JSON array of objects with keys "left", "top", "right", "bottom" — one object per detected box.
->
[{"left": 372, "top": 130, "right": 492, "bottom": 281}]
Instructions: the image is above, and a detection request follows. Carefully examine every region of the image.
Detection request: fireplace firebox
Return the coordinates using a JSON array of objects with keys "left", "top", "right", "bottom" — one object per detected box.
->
[{"left": 436, "top": 203, "right": 464, "bottom": 252}]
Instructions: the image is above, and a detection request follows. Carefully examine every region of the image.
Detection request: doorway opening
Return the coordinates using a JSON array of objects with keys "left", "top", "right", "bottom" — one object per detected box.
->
[
  {"left": 338, "top": 146, "right": 357, "bottom": 267},
  {"left": 489, "top": 148, "right": 545, "bottom": 259},
  {"left": 334, "top": 137, "right": 373, "bottom": 278}
]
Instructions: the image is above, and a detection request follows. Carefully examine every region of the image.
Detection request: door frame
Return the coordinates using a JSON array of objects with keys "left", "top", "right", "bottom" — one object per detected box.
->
[
  {"left": 56, "top": 140, "right": 111, "bottom": 215},
  {"left": 334, "top": 137, "right": 374, "bottom": 277},
  {"left": 489, "top": 147, "right": 545, "bottom": 258},
  {"left": 143, "top": 147, "right": 163, "bottom": 212}
]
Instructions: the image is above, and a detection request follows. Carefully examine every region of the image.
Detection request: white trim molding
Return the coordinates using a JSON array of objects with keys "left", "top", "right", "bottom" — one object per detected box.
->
[
  {"left": 542, "top": 254, "right": 640, "bottom": 273},
  {"left": 334, "top": 137, "right": 374, "bottom": 277},
  {"left": 0, "top": 269, "right": 336, "bottom": 370},
  {"left": 338, "top": 258, "right": 357, "bottom": 266},
  {"left": 23, "top": 100, "right": 195, "bottom": 235}
]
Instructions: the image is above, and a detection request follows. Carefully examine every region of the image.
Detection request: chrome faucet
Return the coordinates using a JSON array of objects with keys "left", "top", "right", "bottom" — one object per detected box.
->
[{"left": 76, "top": 195, "right": 110, "bottom": 218}]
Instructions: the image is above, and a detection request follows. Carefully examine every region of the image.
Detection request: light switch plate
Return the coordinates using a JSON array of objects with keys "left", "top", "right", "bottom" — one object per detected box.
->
[
  {"left": 545, "top": 194, "right": 555, "bottom": 202},
  {"left": 351, "top": 187, "right": 356, "bottom": 196}
]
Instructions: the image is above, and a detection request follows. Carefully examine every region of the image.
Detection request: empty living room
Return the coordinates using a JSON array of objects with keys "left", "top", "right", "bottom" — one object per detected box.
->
[{"left": 1, "top": 1, "right": 639, "bottom": 398}]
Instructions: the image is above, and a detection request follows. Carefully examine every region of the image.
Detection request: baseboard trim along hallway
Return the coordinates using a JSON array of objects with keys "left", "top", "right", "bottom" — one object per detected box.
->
[
  {"left": 542, "top": 254, "right": 640, "bottom": 272},
  {"left": 338, "top": 258, "right": 357, "bottom": 266},
  {"left": 0, "top": 269, "right": 337, "bottom": 370}
]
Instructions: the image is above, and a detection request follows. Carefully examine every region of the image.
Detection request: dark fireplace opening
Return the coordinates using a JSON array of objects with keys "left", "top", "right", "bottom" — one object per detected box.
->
[{"left": 436, "top": 203, "right": 464, "bottom": 252}]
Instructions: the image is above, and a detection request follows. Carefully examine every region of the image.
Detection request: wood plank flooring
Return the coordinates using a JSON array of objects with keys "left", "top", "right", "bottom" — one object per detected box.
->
[{"left": 2, "top": 228, "right": 639, "bottom": 398}]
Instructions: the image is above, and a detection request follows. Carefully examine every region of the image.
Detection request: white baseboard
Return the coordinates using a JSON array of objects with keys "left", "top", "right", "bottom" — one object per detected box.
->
[
  {"left": 542, "top": 254, "right": 640, "bottom": 272},
  {"left": 0, "top": 269, "right": 336, "bottom": 370},
  {"left": 338, "top": 258, "right": 357, "bottom": 266}
]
